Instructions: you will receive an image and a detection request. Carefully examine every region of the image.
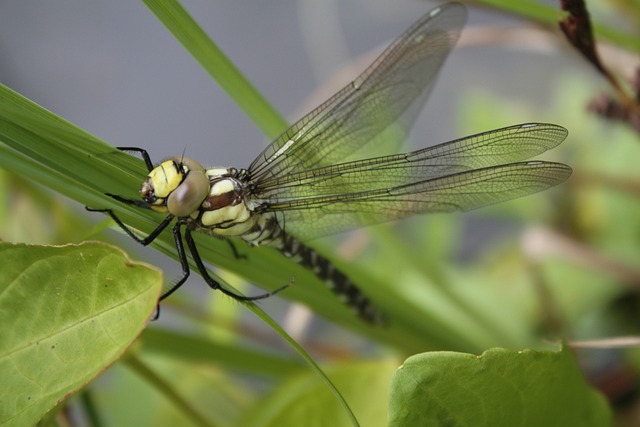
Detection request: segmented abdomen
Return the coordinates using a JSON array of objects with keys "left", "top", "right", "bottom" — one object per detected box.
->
[
  {"left": 277, "top": 233, "right": 385, "bottom": 325},
  {"left": 239, "top": 212, "right": 384, "bottom": 324}
]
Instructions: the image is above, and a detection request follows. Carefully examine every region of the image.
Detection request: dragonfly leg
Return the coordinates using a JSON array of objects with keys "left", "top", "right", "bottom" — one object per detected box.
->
[
  {"left": 115, "top": 146, "right": 155, "bottom": 172},
  {"left": 85, "top": 206, "right": 174, "bottom": 245},
  {"left": 225, "top": 239, "right": 247, "bottom": 260},
  {"left": 184, "top": 224, "right": 289, "bottom": 301},
  {"left": 157, "top": 221, "right": 192, "bottom": 301}
]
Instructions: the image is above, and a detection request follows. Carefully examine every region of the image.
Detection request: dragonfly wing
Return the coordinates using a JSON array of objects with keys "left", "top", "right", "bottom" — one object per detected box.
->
[
  {"left": 255, "top": 123, "right": 568, "bottom": 197},
  {"left": 248, "top": 3, "right": 466, "bottom": 181},
  {"left": 263, "top": 161, "right": 571, "bottom": 241}
]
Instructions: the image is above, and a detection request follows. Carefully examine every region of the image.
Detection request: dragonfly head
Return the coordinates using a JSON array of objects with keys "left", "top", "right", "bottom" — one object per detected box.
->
[{"left": 141, "top": 157, "right": 209, "bottom": 217}]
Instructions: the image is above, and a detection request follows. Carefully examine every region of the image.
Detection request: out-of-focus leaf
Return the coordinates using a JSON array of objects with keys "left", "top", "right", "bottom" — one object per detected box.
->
[{"left": 239, "top": 358, "right": 398, "bottom": 427}]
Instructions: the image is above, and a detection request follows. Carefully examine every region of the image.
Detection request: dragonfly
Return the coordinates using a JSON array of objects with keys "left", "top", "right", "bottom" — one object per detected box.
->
[{"left": 88, "top": 2, "right": 571, "bottom": 324}]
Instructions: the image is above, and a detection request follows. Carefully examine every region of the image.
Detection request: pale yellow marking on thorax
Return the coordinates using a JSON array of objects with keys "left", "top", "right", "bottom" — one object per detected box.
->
[{"left": 200, "top": 177, "right": 257, "bottom": 237}]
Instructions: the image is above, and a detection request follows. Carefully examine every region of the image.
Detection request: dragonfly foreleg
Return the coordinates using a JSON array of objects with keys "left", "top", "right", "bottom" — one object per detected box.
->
[{"left": 115, "top": 146, "right": 155, "bottom": 172}]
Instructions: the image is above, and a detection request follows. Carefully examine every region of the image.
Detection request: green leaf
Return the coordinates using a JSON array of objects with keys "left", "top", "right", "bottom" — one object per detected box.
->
[
  {"left": 0, "top": 241, "right": 162, "bottom": 427},
  {"left": 239, "top": 359, "right": 398, "bottom": 427},
  {"left": 388, "top": 346, "right": 611, "bottom": 427}
]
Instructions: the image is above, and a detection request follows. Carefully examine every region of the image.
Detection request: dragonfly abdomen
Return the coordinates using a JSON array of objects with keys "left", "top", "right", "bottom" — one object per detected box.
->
[
  {"left": 277, "top": 233, "right": 385, "bottom": 325},
  {"left": 237, "top": 213, "right": 383, "bottom": 323}
]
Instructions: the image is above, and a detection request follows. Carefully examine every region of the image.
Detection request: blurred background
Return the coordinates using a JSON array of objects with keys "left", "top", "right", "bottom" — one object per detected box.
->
[{"left": 1, "top": 0, "right": 640, "bottom": 425}]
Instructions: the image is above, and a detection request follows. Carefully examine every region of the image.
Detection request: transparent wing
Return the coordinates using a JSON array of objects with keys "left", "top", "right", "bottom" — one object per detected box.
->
[
  {"left": 248, "top": 3, "right": 466, "bottom": 182},
  {"left": 265, "top": 161, "right": 571, "bottom": 241},
  {"left": 252, "top": 124, "right": 571, "bottom": 241},
  {"left": 255, "top": 123, "right": 567, "bottom": 197}
]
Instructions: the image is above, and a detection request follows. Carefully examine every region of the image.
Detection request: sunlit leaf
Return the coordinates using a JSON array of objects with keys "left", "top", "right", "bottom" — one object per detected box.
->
[
  {"left": 389, "top": 346, "right": 611, "bottom": 427},
  {"left": 0, "top": 241, "right": 161, "bottom": 427}
]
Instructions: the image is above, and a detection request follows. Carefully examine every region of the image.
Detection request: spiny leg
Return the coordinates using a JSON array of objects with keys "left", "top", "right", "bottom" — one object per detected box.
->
[
  {"left": 148, "top": 222, "right": 192, "bottom": 319},
  {"left": 183, "top": 224, "right": 289, "bottom": 301},
  {"left": 85, "top": 206, "right": 174, "bottom": 246},
  {"left": 158, "top": 221, "right": 192, "bottom": 301},
  {"left": 116, "top": 147, "right": 155, "bottom": 172}
]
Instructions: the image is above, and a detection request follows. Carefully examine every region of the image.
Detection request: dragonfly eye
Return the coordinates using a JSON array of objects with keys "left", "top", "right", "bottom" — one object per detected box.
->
[{"left": 166, "top": 158, "right": 209, "bottom": 217}]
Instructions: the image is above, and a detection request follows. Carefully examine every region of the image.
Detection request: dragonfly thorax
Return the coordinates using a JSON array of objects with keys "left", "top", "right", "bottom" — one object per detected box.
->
[
  {"left": 141, "top": 157, "right": 209, "bottom": 217},
  {"left": 199, "top": 168, "right": 258, "bottom": 236}
]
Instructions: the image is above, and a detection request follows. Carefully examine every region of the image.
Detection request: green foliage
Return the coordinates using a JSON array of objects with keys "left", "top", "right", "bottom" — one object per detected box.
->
[
  {"left": 3, "top": 0, "right": 638, "bottom": 425},
  {"left": 239, "top": 359, "right": 398, "bottom": 427},
  {"left": 389, "top": 346, "right": 611, "bottom": 427},
  {"left": 0, "top": 241, "right": 161, "bottom": 427}
]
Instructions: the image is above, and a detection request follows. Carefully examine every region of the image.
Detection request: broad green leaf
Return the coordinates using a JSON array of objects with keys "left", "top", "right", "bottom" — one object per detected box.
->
[
  {"left": 239, "top": 358, "right": 398, "bottom": 427},
  {"left": 0, "top": 241, "right": 162, "bottom": 427},
  {"left": 389, "top": 346, "right": 611, "bottom": 427}
]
